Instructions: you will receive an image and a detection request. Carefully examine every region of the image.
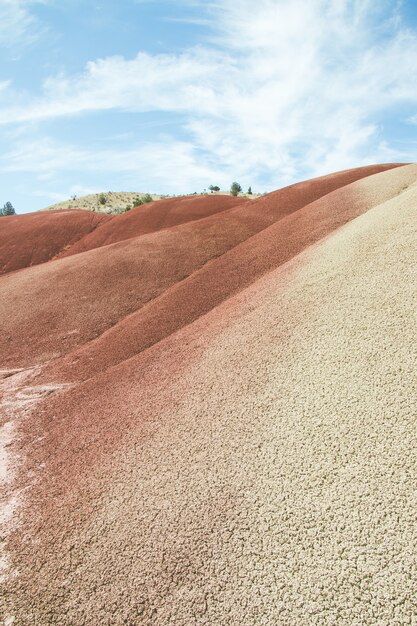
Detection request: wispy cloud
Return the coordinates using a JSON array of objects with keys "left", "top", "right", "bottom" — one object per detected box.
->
[
  {"left": 0, "top": 0, "right": 48, "bottom": 48},
  {"left": 0, "top": 50, "right": 227, "bottom": 123},
  {"left": 0, "top": 136, "right": 225, "bottom": 193},
  {"left": 163, "top": 16, "right": 211, "bottom": 26},
  {"left": 1, "top": 0, "right": 417, "bottom": 192}
]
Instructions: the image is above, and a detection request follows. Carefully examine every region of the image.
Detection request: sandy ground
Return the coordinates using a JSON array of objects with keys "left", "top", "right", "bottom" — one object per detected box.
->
[
  {"left": 0, "top": 163, "right": 415, "bottom": 624},
  {"left": 42, "top": 191, "right": 261, "bottom": 214},
  {"left": 42, "top": 191, "right": 162, "bottom": 213}
]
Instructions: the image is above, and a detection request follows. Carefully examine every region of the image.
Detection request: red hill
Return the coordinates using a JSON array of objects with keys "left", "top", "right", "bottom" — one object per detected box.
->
[
  {"left": 0, "top": 209, "right": 111, "bottom": 275},
  {"left": 1, "top": 162, "right": 415, "bottom": 626},
  {"left": 0, "top": 164, "right": 400, "bottom": 367}
]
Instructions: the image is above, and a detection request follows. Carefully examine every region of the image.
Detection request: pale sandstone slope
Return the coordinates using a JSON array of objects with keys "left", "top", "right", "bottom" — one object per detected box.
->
[{"left": 3, "top": 173, "right": 416, "bottom": 624}]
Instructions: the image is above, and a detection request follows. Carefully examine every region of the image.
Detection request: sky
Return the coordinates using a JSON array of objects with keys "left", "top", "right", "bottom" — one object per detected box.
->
[{"left": 1, "top": 0, "right": 417, "bottom": 213}]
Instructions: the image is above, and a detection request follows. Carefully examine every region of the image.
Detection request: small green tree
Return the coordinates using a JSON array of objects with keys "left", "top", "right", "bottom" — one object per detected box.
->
[
  {"left": 1, "top": 201, "right": 16, "bottom": 216},
  {"left": 131, "top": 193, "right": 153, "bottom": 208},
  {"left": 209, "top": 185, "right": 220, "bottom": 192},
  {"left": 247, "top": 186, "right": 252, "bottom": 195},
  {"left": 98, "top": 193, "right": 107, "bottom": 205},
  {"left": 230, "top": 182, "right": 242, "bottom": 197}
]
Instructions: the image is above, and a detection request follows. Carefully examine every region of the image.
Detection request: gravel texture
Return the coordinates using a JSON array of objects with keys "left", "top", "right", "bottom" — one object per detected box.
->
[
  {"left": 0, "top": 164, "right": 399, "bottom": 368},
  {"left": 49, "top": 163, "right": 417, "bottom": 382},
  {"left": 0, "top": 163, "right": 416, "bottom": 625}
]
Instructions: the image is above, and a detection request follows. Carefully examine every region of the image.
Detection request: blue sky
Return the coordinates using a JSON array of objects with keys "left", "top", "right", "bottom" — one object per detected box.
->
[{"left": 1, "top": 0, "right": 417, "bottom": 213}]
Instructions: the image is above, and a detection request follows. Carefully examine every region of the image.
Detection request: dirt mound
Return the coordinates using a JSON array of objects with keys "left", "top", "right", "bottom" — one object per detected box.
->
[
  {"left": 2, "top": 164, "right": 416, "bottom": 625},
  {"left": 50, "top": 163, "right": 417, "bottom": 381},
  {"left": 0, "top": 209, "right": 112, "bottom": 275},
  {"left": 58, "top": 194, "right": 250, "bottom": 257},
  {"left": 0, "top": 164, "right": 400, "bottom": 367},
  {"left": 56, "top": 164, "right": 402, "bottom": 259},
  {"left": 42, "top": 191, "right": 162, "bottom": 213}
]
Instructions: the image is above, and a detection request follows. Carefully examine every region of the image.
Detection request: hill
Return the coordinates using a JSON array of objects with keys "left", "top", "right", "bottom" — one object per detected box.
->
[
  {"left": 42, "top": 190, "right": 261, "bottom": 214},
  {"left": 1, "top": 163, "right": 416, "bottom": 625},
  {"left": 0, "top": 164, "right": 399, "bottom": 366},
  {"left": 42, "top": 191, "right": 162, "bottom": 213},
  {"left": 0, "top": 210, "right": 112, "bottom": 275},
  {"left": 0, "top": 195, "right": 248, "bottom": 275}
]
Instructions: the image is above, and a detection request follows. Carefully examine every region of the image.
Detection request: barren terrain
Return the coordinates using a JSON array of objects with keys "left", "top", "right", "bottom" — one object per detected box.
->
[
  {"left": 0, "top": 163, "right": 415, "bottom": 625},
  {"left": 42, "top": 190, "right": 261, "bottom": 214}
]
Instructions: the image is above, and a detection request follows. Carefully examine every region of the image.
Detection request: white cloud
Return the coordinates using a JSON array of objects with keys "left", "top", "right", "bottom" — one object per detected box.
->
[
  {"left": 0, "top": 49, "right": 229, "bottom": 123},
  {"left": 1, "top": 136, "right": 225, "bottom": 193},
  {"left": 0, "top": 0, "right": 47, "bottom": 48},
  {"left": 1, "top": 0, "right": 417, "bottom": 190},
  {"left": 163, "top": 16, "right": 211, "bottom": 26}
]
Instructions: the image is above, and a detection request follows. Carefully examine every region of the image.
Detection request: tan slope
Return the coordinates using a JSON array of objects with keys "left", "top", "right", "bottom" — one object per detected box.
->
[
  {"left": 0, "top": 164, "right": 402, "bottom": 367},
  {"left": 4, "top": 169, "right": 416, "bottom": 624},
  {"left": 50, "top": 163, "right": 417, "bottom": 381},
  {"left": 42, "top": 191, "right": 161, "bottom": 213}
]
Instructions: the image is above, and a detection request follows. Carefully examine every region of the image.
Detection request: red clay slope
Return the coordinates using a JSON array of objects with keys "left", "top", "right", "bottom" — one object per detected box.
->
[
  {"left": 3, "top": 169, "right": 416, "bottom": 624},
  {"left": 50, "top": 163, "right": 417, "bottom": 381},
  {"left": 55, "top": 165, "right": 401, "bottom": 260},
  {"left": 0, "top": 164, "right": 403, "bottom": 368},
  {"left": 0, "top": 209, "right": 112, "bottom": 275},
  {"left": 58, "top": 194, "right": 250, "bottom": 257}
]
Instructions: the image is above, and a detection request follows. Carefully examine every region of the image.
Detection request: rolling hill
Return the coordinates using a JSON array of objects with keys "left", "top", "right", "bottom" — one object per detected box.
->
[{"left": 1, "top": 163, "right": 416, "bottom": 625}]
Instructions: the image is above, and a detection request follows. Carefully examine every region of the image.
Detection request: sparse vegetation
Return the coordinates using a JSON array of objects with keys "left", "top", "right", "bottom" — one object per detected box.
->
[
  {"left": 230, "top": 182, "right": 242, "bottom": 196},
  {"left": 0, "top": 201, "right": 16, "bottom": 216},
  {"left": 107, "top": 207, "right": 129, "bottom": 215},
  {"left": 247, "top": 186, "right": 252, "bottom": 195},
  {"left": 42, "top": 187, "right": 261, "bottom": 216},
  {"left": 132, "top": 193, "right": 153, "bottom": 207}
]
